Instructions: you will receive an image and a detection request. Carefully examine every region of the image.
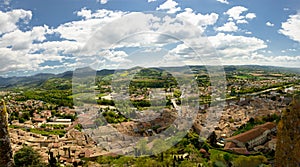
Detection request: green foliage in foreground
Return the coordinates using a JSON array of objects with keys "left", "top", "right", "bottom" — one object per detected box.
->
[
  {"left": 84, "top": 131, "right": 271, "bottom": 167},
  {"left": 209, "top": 149, "right": 270, "bottom": 167},
  {"left": 14, "top": 146, "right": 47, "bottom": 167}
]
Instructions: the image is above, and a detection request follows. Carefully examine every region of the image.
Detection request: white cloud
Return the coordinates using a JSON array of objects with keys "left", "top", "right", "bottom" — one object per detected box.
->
[
  {"left": 0, "top": 9, "right": 32, "bottom": 35},
  {"left": 56, "top": 9, "right": 126, "bottom": 43},
  {"left": 0, "top": 25, "right": 50, "bottom": 51},
  {"left": 101, "top": 50, "right": 130, "bottom": 63},
  {"left": 76, "top": 8, "right": 92, "bottom": 19},
  {"left": 215, "top": 22, "right": 238, "bottom": 32},
  {"left": 208, "top": 33, "right": 267, "bottom": 63},
  {"left": 209, "top": 33, "right": 267, "bottom": 52},
  {"left": 221, "top": 6, "right": 256, "bottom": 32},
  {"left": 97, "top": 0, "right": 108, "bottom": 4},
  {"left": 279, "top": 12, "right": 300, "bottom": 43},
  {"left": 76, "top": 8, "right": 125, "bottom": 20},
  {"left": 269, "top": 55, "right": 300, "bottom": 67},
  {"left": 141, "top": 47, "right": 162, "bottom": 53},
  {"left": 162, "top": 32, "right": 270, "bottom": 66},
  {"left": 208, "top": 33, "right": 300, "bottom": 67},
  {"left": 2, "top": 6, "right": 299, "bottom": 75},
  {"left": 0, "top": 9, "right": 126, "bottom": 74},
  {"left": 148, "top": 0, "right": 157, "bottom": 2},
  {"left": 33, "top": 40, "right": 82, "bottom": 56},
  {"left": 236, "top": 19, "right": 248, "bottom": 24},
  {"left": 156, "top": 0, "right": 181, "bottom": 14},
  {"left": 216, "top": 0, "right": 229, "bottom": 4},
  {"left": 0, "top": 24, "right": 65, "bottom": 74},
  {"left": 266, "top": 21, "right": 274, "bottom": 27},
  {"left": 0, "top": 9, "right": 222, "bottom": 74},
  {"left": 245, "top": 13, "right": 256, "bottom": 19},
  {"left": 176, "top": 8, "right": 218, "bottom": 31},
  {"left": 0, "top": 48, "right": 60, "bottom": 73},
  {"left": 288, "top": 48, "right": 297, "bottom": 51},
  {"left": 224, "top": 6, "right": 248, "bottom": 20},
  {"left": 3, "top": 0, "right": 11, "bottom": 5}
]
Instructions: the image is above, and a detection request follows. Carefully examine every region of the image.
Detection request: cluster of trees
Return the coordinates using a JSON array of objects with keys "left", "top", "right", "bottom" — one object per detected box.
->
[
  {"left": 209, "top": 149, "right": 269, "bottom": 167},
  {"left": 9, "top": 125, "right": 66, "bottom": 137},
  {"left": 41, "top": 78, "right": 72, "bottom": 90},
  {"left": 30, "top": 128, "right": 66, "bottom": 138},
  {"left": 129, "top": 68, "right": 178, "bottom": 89},
  {"left": 232, "top": 114, "right": 280, "bottom": 136},
  {"left": 40, "top": 124, "right": 65, "bottom": 129},
  {"left": 195, "top": 75, "right": 211, "bottom": 87},
  {"left": 102, "top": 111, "right": 130, "bottom": 124},
  {"left": 13, "top": 146, "right": 47, "bottom": 167},
  {"left": 97, "top": 99, "right": 115, "bottom": 106},
  {"left": 10, "top": 111, "right": 31, "bottom": 123},
  {"left": 16, "top": 90, "right": 73, "bottom": 108},
  {"left": 131, "top": 100, "right": 151, "bottom": 108}
]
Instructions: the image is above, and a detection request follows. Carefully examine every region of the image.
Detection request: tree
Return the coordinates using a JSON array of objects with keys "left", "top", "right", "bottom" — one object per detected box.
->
[
  {"left": 223, "top": 154, "right": 233, "bottom": 167},
  {"left": 48, "top": 151, "right": 60, "bottom": 167},
  {"left": 74, "top": 124, "right": 83, "bottom": 131},
  {"left": 230, "top": 87, "right": 236, "bottom": 96},
  {"left": 40, "top": 124, "right": 46, "bottom": 128},
  {"left": 207, "top": 131, "right": 217, "bottom": 147},
  {"left": 232, "top": 155, "right": 267, "bottom": 167},
  {"left": 136, "top": 139, "right": 149, "bottom": 156},
  {"left": 151, "top": 139, "right": 169, "bottom": 161},
  {"left": 14, "top": 146, "right": 46, "bottom": 167},
  {"left": 248, "top": 117, "right": 255, "bottom": 124}
]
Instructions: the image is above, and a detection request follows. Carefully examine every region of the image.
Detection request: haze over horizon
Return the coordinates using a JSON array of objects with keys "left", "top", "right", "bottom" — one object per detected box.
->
[{"left": 1, "top": 0, "right": 300, "bottom": 77}]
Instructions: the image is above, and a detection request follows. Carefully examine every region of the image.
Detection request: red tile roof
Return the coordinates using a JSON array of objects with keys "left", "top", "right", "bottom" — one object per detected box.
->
[
  {"left": 229, "top": 148, "right": 249, "bottom": 154},
  {"left": 226, "top": 122, "right": 276, "bottom": 143},
  {"left": 224, "top": 141, "right": 237, "bottom": 150},
  {"left": 32, "top": 118, "right": 46, "bottom": 122}
]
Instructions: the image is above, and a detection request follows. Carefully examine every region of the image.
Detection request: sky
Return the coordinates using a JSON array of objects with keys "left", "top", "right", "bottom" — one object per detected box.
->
[{"left": 0, "top": 0, "right": 300, "bottom": 76}]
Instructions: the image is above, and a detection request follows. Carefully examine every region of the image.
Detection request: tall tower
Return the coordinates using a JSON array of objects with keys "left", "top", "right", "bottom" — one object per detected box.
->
[{"left": 0, "top": 99, "right": 14, "bottom": 167}]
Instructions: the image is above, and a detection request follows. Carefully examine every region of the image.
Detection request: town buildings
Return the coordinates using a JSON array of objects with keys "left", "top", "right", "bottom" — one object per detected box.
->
[{"left": 224, "top": 122, "right": 276, "bottom": 154}]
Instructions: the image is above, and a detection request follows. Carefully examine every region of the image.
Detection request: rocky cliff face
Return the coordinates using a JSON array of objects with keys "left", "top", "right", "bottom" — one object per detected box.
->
[
  {"left": 0, "top": 100, "right": 14, "bottom": 167},
  {"left": 275, "top": 94, "right": 300, "bottom": 167}
]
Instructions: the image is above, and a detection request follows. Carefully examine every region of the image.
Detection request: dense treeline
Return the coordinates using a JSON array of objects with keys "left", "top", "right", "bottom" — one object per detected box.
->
[
  {"left": 15, "top": 89, "right": 73, "bottom": 108},
  {"left": 130, "top": 68, "right": 178, "bottom": 89}
]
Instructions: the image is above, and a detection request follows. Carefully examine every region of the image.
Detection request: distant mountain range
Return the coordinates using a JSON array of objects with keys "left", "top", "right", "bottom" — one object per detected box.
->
[
  {"left": 0, "top": 68, "right": 115, "bottom": 89},
  {"left": 0, "top": 65, "right": 299, "bottom": 89}
]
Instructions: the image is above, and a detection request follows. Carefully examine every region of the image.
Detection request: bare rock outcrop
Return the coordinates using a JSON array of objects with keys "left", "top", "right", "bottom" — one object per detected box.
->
[{"left": 0, "top": 100, "right": 14, "bottom": 167}]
